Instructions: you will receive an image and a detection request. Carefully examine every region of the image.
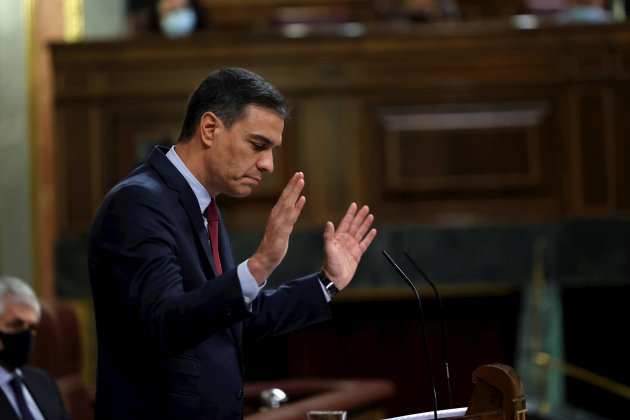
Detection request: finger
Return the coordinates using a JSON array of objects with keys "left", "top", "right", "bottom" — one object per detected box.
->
[
  {"left": 339, "top": 204, "right": 369, "bottom": 238},
  {"left": 294, "top": 195, "right": 306, "bottom": 214},
  {"left": 287, "top": 172, "right": 305, "bottom": 206},
  {"left": 348, "top": 206, "right": 374, "bottom": 240},
  {"left": 277, "top": 172, "right": 305, "bottom": 207},
  {"left": 359, "top": 228, "right": 378, "bottom": 253},
  {"left": 335, "top": 202, "right": 358, "bottom": 233},
  {"left": 323, "top": 221, "right": 335, "bottom": 242},
  {"left": 278, "top": 193, "right": 306, "bottom": 226},
  {"left": 354, "top": 212, "right": 375, "bottom": 242}
]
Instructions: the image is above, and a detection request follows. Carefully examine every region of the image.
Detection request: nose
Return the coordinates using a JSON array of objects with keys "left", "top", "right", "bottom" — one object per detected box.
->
[{"left": 257, "top": 150, "right": 274, "bottom": 173}]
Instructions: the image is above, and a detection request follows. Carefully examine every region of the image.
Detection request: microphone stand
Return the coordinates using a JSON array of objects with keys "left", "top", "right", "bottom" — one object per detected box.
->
[
  {"left": 404, "top": 250, "right": 454, "bottom": 409},
  {"left": 383, "top": 250, "right": 438, "bottom": 420}
]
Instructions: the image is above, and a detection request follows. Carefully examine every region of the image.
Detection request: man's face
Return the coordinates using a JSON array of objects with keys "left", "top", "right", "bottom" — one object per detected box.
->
[
  {"left": 205, "top": 105, "right": 284, "bottom": 198},
  {"left": 0, "top": 297, "right": 38, "bottom": 352}
]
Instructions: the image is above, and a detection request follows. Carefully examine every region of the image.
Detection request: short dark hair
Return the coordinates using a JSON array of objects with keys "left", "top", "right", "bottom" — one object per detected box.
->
[{"left": 177, "top": 67, "right": 289, "bottom": 143}]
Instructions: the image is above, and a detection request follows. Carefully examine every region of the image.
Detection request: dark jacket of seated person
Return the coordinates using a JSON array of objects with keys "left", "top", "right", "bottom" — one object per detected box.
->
[{"left": 0, "top": 275, "right": 71, "bottom": 420}]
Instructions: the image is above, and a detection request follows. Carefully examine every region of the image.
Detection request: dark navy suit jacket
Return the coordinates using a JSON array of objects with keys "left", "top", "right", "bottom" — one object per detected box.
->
[
  {"left": 0, "top": 366, "right": 70, "bottom": 420},
  {"left": 88, "top": 146, "right": 331, "bottom": 419}
]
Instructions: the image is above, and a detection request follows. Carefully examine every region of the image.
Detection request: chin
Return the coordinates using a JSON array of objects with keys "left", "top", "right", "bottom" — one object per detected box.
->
[{"left": 227, "top": 187, "right": 254, "bottom": 198}]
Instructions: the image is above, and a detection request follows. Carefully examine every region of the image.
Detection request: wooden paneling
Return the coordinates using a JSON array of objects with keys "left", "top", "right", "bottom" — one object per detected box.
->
[
  {"left": 376, "top": 101, "right": 549, "bottom": 193},
  {"left": 616, "top": 83, "right": 630, "bottom": 212},
  {"left": 51, "top": 22, "right": 630, "bottom": 235}
]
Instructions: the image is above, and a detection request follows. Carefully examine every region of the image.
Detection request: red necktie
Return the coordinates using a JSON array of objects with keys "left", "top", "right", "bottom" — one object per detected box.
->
[{"left": 206, "top": 199, "right": 222, "bottom": 275}]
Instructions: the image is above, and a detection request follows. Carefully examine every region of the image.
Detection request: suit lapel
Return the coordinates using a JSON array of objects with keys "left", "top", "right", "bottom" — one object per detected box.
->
[
  {"left": 181, "top": 189, "right": 216, "bottom": 275},
  {"left": 148, "top": 146, "right": 217, "bottom": 277},
  {"left": 21, "top": 369, "right": 60, "bottom": 420},
  {"left": 0, "top": 389, "right": 19, "bottom": 420},
  {"left": 215, "top": 206, "right": 244, "bottom": 360},
  {"left": 21, "top": 373, "right": 46, "bottom": 419},
  {"left": 147, "top": 146, "right": 243, "bottom": 357},
  {"left": 216, "top": 205, "right": 234, "bottom": 272}
]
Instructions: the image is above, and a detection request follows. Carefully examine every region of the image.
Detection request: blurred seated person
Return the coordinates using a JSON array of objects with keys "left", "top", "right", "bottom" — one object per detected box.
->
[
  {"left": 0, "top": 276, "right": 71, "bottom": 420},
  {"left": 127, "top": 0, "right": 208, "bottom": 37},
  {"left": 379, "top": 0, "right": 461, "bottom": 23},
  {"left": 555, "top": 0, "right": 614, "bottom": 24}
]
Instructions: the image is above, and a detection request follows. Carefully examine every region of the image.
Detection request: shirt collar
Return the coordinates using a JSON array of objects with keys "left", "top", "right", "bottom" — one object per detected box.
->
[
  {"left": 0, "top": 366, "right": 22, "bottom": 386},
  {"left": 165, "top": 145, "right": 213, "bottom": 214}
]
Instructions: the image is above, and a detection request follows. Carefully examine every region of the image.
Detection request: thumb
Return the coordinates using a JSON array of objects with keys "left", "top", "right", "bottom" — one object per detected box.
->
[{"left": 323, "top": 221, "right": 335, "bottom": 242}]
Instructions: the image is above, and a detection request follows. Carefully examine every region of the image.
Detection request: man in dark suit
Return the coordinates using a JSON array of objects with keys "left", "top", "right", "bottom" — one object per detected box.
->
[
  {"left": 0, "top": 276, "right": 71, "bottom": 420},
  {"left": 88, "top": 67, "right": 377, "bottom": 419}
]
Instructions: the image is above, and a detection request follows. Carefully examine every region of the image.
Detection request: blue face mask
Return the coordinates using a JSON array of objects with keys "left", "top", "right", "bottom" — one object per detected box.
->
[
  {"left": 160, "top": 8, "right": 198, "bottom": 38},
  {"left": 563, "top": 6, "right": 613, "bottom": 24}
]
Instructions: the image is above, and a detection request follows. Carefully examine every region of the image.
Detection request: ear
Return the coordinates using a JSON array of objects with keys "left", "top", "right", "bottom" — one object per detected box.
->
[{"left": 200, "top": 112, "right": 220, "bottom": 146}]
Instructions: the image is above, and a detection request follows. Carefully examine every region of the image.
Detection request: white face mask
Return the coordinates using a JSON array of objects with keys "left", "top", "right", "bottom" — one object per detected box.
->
[{"left": 160, "top": 8, "right": 198, "bottom": 38}]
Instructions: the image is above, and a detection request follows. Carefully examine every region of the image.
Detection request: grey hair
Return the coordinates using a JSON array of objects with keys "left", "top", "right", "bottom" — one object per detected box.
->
[{"left": 0, "top": 276, "right": 41, "bottom": 320}]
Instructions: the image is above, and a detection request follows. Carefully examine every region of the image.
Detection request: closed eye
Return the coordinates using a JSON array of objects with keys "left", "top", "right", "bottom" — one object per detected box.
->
[
  {"left": 5, "top": 318, "right": 35, "bottom": 333},
  {"left": 248, "top": 134, "right": 281, "bottom": 151}
]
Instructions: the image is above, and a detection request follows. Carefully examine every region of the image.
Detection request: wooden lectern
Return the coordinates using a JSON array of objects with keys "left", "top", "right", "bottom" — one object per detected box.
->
[
  {"left": 242, "top": 364, "right": 524, "bottom": 419},
  {"left": 387, "top": 363, "right": 526, "bottom": 420},
  {"left": 463, "top": 363, "right": 526, "bottom": 419}
]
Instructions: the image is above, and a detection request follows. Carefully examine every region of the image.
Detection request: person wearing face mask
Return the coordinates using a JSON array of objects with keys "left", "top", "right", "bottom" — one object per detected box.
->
[
  {"left": 555, "top": 0, "right": 614, "bottom": 24},
  {"left": 157, "top": 0, "right": 199, "bottom": 38},
  {"left": 0, "top": 276, "right": 70, "bottom": 420},
  {"left": 127, "top": 0, "right": 208, "bottom": 37}
]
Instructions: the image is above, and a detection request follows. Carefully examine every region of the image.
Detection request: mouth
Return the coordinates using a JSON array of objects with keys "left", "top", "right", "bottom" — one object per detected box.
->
[{"left": 243, "top": 175, "right": 261, "bottom": 185}]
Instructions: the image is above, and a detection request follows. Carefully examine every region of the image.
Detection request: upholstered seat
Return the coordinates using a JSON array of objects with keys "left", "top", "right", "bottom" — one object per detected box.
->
[{"left": 29, "top": 300, "right": 95, "bottom": 420}]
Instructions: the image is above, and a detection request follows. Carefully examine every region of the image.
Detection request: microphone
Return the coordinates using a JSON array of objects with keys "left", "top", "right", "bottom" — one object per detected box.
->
[
  {"left": 382, "top": 250, "right": 438, "bottom": 420},
  {"left": 404, "top": 250, "right": 454, "bottom": 409}
]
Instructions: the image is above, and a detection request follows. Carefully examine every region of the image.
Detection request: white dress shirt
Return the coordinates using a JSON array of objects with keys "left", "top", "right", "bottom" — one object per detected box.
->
[{"left": 0, "top": 366, "right": 45, "bottom": 420}]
